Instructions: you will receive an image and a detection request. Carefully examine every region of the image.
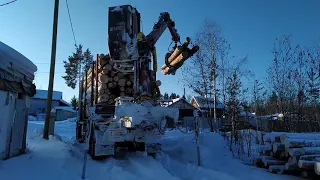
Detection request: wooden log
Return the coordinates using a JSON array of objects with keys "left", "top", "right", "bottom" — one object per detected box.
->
[
  {"left": 99, "top": 74, "right": 109, "bottom": 83},
  {"left": 292, "top": 156, "right": 300, "bottom": 163},
  {"left": 314, "top": 161, "right": 320, "bottom": 175},
  {"left": 263, "top": 159, "right": 286, "bottom": 167},
  {"left": 257, "top": 143, "right": 273, "bottom": 154},
  {"left": 101, "top": 83, "right": 108, "bottom": 89},
  {"left": 273, "top": 142, "right": 285, "bottom": 153},
  {"left": 300, "top": 147, "right": 320, "bottom": 155},
  {"left": 161, "top": 46, "right": 182, "bottom": 70},
  {"left": 120, "top": 87, "right": 125, "bottom": 92},
  {"left": 117, "top": 72, "right": 124, "bottom": 78},
  {"left": 281, "top": 133, "right": 320, "bottom": 144},
  {"left": 113, "top": 76, "right": 119, "bottom": 82},
  {"left": 284, "top": 149, "right": 289, "bottom": 157},
  {"left": 162, "top": 51, "right": 189, "bottom": 75},
  {"left": 268, "top": 165, "right": 285, "bottom": 174},
  {"left": 271, "top": 136, "right": 281, "bottom": 143},
  {"left": 110, "top": 71, "right": 116, "bottom": 77},
  {"left": 254, "top": 156, "right": 272, "bottom": 167},
  {"left": 126, "top": 80, "right": 132, "bottom": 86},
  {"left": 120, "top": 92, "right": 125, "bottom": 96},
  {"left": 285, "top": 162, "right": 299, "bottom": 171},
  {"left": 284, "top": 138, "right": 320, "bottom": 149},
  {"left": 108, "top": 82, "right": 114, "bottom": 88},
  {"left": 300, "top": 155, "right": 320, "bottom": 161},
  {"left": 287, "top": 148, "right": 302, "bottom": 157},
  {"left": 298, "top": 160, "right": 315, "bottom": 170},
  {"left": 118, "top": 78, "right": 126, "bottom": 87}
]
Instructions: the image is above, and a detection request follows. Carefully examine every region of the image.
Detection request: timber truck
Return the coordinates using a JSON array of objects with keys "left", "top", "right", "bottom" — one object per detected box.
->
[{"left": 76, "top": 4, "right": 199, "bottom": 159}]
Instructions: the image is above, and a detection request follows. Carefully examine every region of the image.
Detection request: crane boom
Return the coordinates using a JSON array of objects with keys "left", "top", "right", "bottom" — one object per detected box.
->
[{"left": 146, "top": 12, "right": 180, "bottom": 48}]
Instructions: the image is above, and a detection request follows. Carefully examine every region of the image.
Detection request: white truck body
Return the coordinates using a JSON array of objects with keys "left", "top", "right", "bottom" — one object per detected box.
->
[{"left": 87, "top": 96, "right": 179, "bottom": 156}]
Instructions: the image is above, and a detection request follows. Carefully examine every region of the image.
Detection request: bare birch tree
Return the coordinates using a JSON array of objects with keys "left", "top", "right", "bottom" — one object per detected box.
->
[{"left": 182, "top": 20, "right": 224, "bottom": 132}]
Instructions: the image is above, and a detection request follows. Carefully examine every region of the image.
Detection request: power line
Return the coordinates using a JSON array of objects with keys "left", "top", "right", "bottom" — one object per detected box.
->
[
  {"left": 65, "top": 0, "right": 77, "bottom": 45},
  {"left": 0, "top": 0, "right": 17, "bottom": 6}
]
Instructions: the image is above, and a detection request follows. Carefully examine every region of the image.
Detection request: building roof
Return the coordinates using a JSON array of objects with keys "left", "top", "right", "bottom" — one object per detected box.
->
[
  {"left": 32, "top": 89, "right": 71, "bottom": 106},
  {"left": 0, "top": 41, "right": 37, "bottom": 76},
  {"left": 191, "top": 96, "right": 225, "bottom": 109},
  {"left": 168, "top": 97, "right": 196, "bottom": 109}
]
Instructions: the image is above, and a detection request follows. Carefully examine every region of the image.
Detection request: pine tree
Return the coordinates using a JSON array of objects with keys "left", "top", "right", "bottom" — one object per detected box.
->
[
  {"left": 62, "top": 44, "right": 93, "bottom": 89},
  {"left": 163, "top": 93, "right": 169, "bottom": 99},
  {"left": 83, "top": 48, "right": 93, "bottom": 72},
  {"left": 70, "top": 95, "right": 79, "bottom": 110},
  {"left": 169, "top": 93, "right": 177, "bottom": 99}
]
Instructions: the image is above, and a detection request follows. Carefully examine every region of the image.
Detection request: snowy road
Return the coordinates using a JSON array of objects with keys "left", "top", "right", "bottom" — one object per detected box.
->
[{"left": 0, "top": 119, "right": 302, "bottom": 180}]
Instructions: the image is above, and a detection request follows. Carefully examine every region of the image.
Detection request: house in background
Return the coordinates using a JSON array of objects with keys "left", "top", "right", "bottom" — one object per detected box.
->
[
  {"left": 190, "top": 96, "right": 225, "bottom": 129},
  {"left": 29, "top": 89, "right": 71, "bottom": 120},
  {"left": 190, "top": 96, "right": 225, "bottom": 118},
  {"left": 52, "top": 106, "right": 77, "bottom": 121},
  {"left": 159, "top": 97, "right": 196, "bottom": 128},
  {"left": 0, "top": 41, "right": 37, "bottom": 160}
]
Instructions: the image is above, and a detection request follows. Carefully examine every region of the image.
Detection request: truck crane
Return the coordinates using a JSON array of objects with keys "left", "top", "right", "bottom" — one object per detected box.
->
[{"left": 76, "top": 4, "right": 199, "bottom": 159}]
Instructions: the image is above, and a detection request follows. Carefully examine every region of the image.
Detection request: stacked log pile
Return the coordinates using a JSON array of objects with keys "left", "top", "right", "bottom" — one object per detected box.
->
[
  {"left": 254, "top": 132, "right": 320, "bottom": 179},
  {"left": 83, "top": 54, "right": 135, "bottom": 105}
]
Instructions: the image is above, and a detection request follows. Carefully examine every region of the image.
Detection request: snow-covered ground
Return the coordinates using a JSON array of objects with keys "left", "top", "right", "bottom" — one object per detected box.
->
[{"left": 0, "top": 120, "right": 302, "bottom": 180}]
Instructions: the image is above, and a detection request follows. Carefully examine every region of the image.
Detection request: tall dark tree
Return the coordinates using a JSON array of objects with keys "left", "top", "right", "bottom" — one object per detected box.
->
[
  {"left": 83, "top": 48, "right": 94, "bottom": 72},
  {"left": 226, "top": 71, "right": 242, "bottom": 150},
  {"left": 62, "top": 44, "right": 93, "bottom": 89},
  {"left": 163, "top": 93, "right": 169, "bottom": 99},
  {"left": 169, "top": 93, "right": 177, "bottom": 99},
  {"left": 70, "top": 95, "right": 79, "bottom": 110}
]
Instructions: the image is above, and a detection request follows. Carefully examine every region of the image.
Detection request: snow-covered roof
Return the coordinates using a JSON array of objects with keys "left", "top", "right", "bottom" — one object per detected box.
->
[
  {"left": 172, "top": 97, "right": 183, "bottom": 103},
  {"left": 0, "top": 41, "right": 37, "bottom": 75},
  {"left": 191, "top": 96, "right": 225, "bottom": 109},
  {"left": 33, "top": 89, "right": 62, "bottom": 100},
  {"left": 53, "top": 106, "right": 76, "bottom": 113},
  {"left": 32, "top": 89, "right": 71, "bottom": 106}
]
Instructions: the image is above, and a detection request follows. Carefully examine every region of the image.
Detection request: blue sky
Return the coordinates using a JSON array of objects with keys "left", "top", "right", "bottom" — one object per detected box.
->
[{"left": 1, "top": 0, "right": 319, "bottom": 102}]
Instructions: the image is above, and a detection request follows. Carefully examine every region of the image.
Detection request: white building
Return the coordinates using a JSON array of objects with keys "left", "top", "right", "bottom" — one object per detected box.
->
[{"left": 0, "top": 41, "right": 37, "bottom": 160}]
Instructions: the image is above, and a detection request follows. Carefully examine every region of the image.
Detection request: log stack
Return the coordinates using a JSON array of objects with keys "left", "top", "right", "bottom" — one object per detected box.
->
[
  {"left": 82, "top": 54, "right": 135, "bottom": 105},
  {"left": 253, "top": 132, "right": 320, "bottom": 179}
]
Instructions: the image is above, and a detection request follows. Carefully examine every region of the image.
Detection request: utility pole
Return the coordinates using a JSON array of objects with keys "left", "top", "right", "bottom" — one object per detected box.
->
[{"left": 43, "top": 0, "right": 60, "bottom": 140}]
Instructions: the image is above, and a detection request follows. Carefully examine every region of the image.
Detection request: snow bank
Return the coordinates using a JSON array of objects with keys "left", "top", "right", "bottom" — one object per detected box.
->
[
  {"left": 27, "top": 119, "right": 76, "bottom": 142},
  {"left": 158, "top": 130, "right": 300, "bottom": 180}
]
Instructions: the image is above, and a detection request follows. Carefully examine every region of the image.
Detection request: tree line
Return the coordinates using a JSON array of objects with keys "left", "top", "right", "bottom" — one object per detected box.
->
[{"left": 182, "top": 20, "right": 320, "bottom": 134}]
